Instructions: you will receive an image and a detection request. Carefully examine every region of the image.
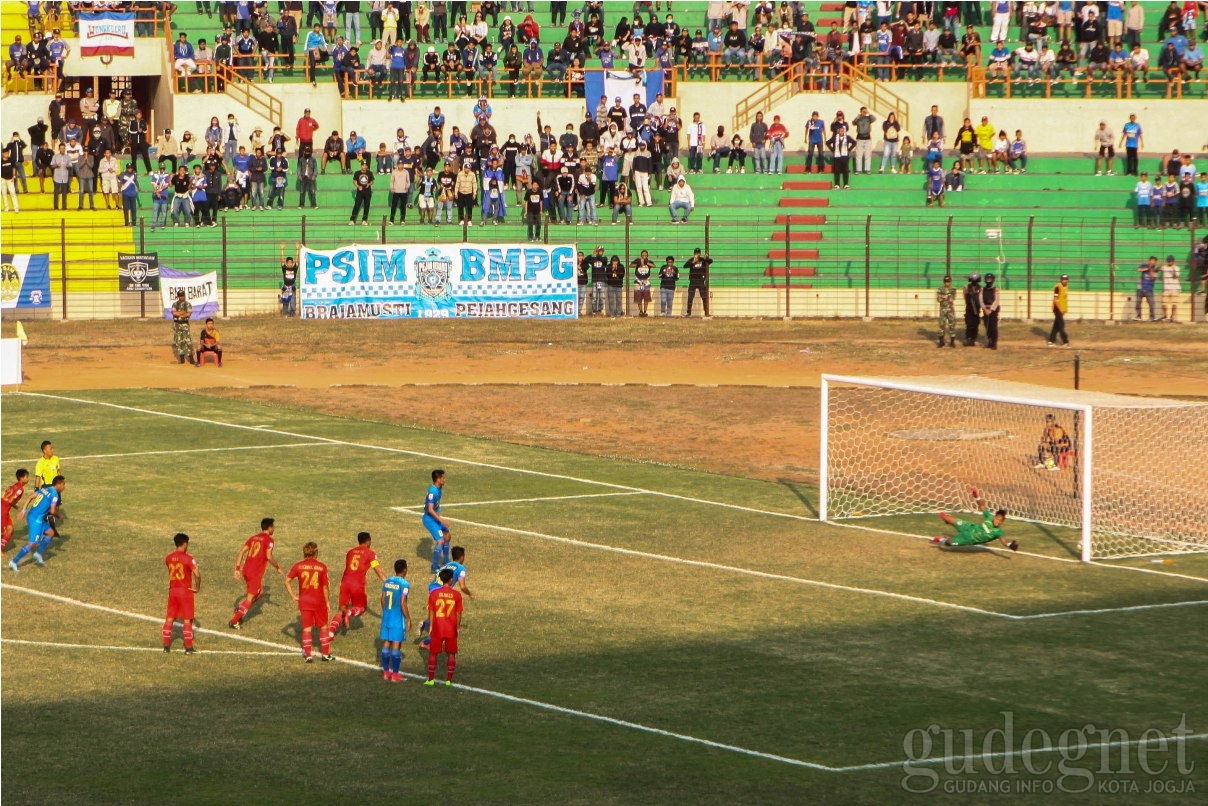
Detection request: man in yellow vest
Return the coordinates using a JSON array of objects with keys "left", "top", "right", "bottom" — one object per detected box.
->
[{"left": 1047, "top": 274, "right": 1070, "bottom": 347}]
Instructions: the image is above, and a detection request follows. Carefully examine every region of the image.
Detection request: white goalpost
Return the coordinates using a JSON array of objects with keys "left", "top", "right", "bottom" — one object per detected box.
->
[{"left": 819, "top": 375, "right": 1208, "bottom": 562}]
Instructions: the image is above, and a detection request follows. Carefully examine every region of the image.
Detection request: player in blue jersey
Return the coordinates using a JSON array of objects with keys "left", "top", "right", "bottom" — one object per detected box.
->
[
  {"left": 419, "top": 545, "right": 473, "bottom": 647},
  {"left": 379, "top": 559, "right": 412, "bottom": 682},
  {"left": 423, "top": 469, "right": 452, "bottom": 574},
  {"left": 9, "top": 475, "right": 65, "bottom": 572}
]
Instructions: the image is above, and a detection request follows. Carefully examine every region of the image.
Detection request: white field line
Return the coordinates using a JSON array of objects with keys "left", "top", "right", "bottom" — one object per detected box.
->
[
  {"left": 1, "top": 638, "right": 295, "bottom": 656},
  {"left": 16, "top": 392, "right": 1208, "bottom": 587},
  {"left": 831, "top": 732, "right": 1208, "bottom": 773},
  {"left": 831, "top": 520, "right": 1208, "bottom": 585},
  {"left": 8, "top": 584, "right": 1203, "bottom": 776},
  {"left": 0, "top": 442, "right": 327, "bottom": 465},
  {"left": 12, "top": 392, "right": 820, "bottom": 524},
  {"left": 392, "top": 491, "right": 648, "bottom": 510},
  {"left": 394, "top": 511, "right": 1017, "bottom": 619},
  {"left": 1014, "top": 599, "right": 1208, "bottom": 620},
  {"left": 1, "top": 583, "right": 836, "bottom": 773}
]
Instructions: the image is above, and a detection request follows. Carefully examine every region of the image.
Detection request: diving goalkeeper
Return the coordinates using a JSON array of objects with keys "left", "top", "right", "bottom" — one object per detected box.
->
[{"left": 931, "top": 486, "right": 1018, "bottom": 551}]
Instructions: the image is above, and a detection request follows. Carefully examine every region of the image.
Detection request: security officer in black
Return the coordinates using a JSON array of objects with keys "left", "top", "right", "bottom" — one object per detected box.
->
[
  {"left": 962, "top": 272, "right": 982, "bottom": 346},
  {"left": 980, "top": 272, "right": 1000, "bottom": 350}
]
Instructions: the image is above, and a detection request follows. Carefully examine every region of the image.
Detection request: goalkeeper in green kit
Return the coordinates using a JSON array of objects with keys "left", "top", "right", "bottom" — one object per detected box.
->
[{"left": 931, "top": 486, "right": 1018, "bottom": 551}]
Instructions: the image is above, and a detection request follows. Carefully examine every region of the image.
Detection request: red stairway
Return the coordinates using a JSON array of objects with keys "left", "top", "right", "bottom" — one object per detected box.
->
[{"left": 763, "top": 178, "right": 831, "bottom": 288}]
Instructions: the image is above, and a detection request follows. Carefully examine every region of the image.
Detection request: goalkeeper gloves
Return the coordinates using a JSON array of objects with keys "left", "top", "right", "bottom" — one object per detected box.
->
[{"left": 1007, "top": 541, "right": 1019, "bottom": 552}]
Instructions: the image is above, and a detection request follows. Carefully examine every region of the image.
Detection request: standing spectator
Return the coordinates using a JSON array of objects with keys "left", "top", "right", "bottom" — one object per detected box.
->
[
  {"left": 973, "top": 116, "right": 995, "bottom": 174},
  {"left": 586, "top": 246, "right": 607, "bottom": 314},
  {"left": 267, "top": 149, "right": 289, "bottom": 210},
  {"left": 926, "top": 159, "right": 946, "bottom": 207},
  {"left": 75, "top": 151, "right": 96, "bottom": 210},
  {"left": 305, "top": 23, "right": 328, "bottom": 86},
  {"left": 980, "top": 272, "right": 1000, "bottom": 350},
  {"left": 576, "top": 165, "right": 597, "bottom": 223},
  {"left": 766, "top": 114, "right": 787, "bottom": 175},
  {"left": 851, "top": 106, "right": 875, "bottom": 174},
  {"left": 523, "top": 180, "right": 543, "bottom": 240},
  {"left": 344, "top": 1, "right": 362, "bottom": 44},
  {"left": 295, "top": 108, "right": 320, "bottom": 157},
  {"left": 923, "top": 104, "right": 945, "bottom": 145},
  {"left": 827, "top": 126, "right": 855, "bottom": 189},
  {"left": 170, "top": 166, "right": 194, "bottom": 226},
  {"left": 297, "top": 144, "right": 318, "bottom": 208},
  {"left": 658, "top": 255, "right": 679, "bottom": 316},
  {"left": 388, "top": 159, "right": 411, "bottom": 224},
  {"left": 1048, "top": 273, "right": 1071, "bottom": 347},
  {"left": 98, "top": 148, "right": 120, "bottom": 208},
  {"left": 1160, "top": 255, "right": 1182, "bottom": 321},
  {"left": 668, "top": 175, "right": 694, "bottom": 222},
  {"left": 1136, "top": 255, "right": 1158, "bottom": 319},
  {"left": 1093, "top": 120, "right": 1115, "bottom": 175},
  {"left": 454, "top": 161, "right": 478, "bottom": 225},
  {"left": 749, "top": 111, "right": 768, "bottom": 174},
  {"left": 631, "top": 250, "right": 654, "bottom": 317},
  {"left": 4, "top": 132, "right": 29, "bottom": 194},
  {"left": 279, "top": 244, "right": 299, "bottom": 315},
  {"left": 128, "top": 111, "right": 151, "bottom": 174},
  {"left": 632, "top": 142, "right": 653, "bottom": 204},
  {"left": 605, "top": 254, "right": 625, "bottom": 316},
  {"left": 350, "top": 159, "right": 374, "bottom": 224},
  {"left": 880, "top": 112, "right": 901, "bottom": 173},
  {"left": 1133, "top": 171, "right": 1154, "bottom": 227},
  {"left": 0, "top": 149, "right": 18, "bottom": 213},
  {"left": 116, "top": 162, "right": 138, "bottom": 227},
  {"left": 1124, "top": 0, "right": 1145, "bottom": 49},
  {"left": 685, "top": 112, "right": 706, "bottom": 173},
  {"left": 803, "top": 111, "right": 825, "bottom": 173},
  {"left": 150, "top": 163, "right": 171, "bottom": 229},
  {"left": 684, "top": 248, "right": 713, "bottom": 318},
  {"left": 989, "top": 0, "right": 1011, "bottom": 43}
]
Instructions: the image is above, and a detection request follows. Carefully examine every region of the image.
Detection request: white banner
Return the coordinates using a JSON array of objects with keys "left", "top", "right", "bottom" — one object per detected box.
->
[
  {"left": 79, "top": 11, "right": 136, "bottom": 57},
  {"left": 300, "top": 243, "right": 578, "bottom": 319},
  {"left": 160, "top": 271, "right": 218, "bottom": 319}
]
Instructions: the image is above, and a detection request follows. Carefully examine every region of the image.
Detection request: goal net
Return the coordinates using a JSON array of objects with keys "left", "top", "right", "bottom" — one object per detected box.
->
[{"left": 820, "top": 375, "right": 1208, "bottom": 561}]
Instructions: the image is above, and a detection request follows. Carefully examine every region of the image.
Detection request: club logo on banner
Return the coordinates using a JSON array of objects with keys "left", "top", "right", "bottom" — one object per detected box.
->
[
  {"left": 159, "top": 266, "right": 219, "bottom": 319},
  {"left": 79, "top": 11, "right": 136, "bottom": 57},
  {"left": 0, "top": 253, "right": 52, "bottom": 309},
  {"left": 300, "top": 243, "right": 578, "bottom": 319},
  {"left": 118, "top": 253, "right": 161, "bottom": 293}
]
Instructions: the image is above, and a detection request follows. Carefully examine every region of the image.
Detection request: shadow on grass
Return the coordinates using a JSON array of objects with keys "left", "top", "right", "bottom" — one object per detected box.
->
[{"left": 777, "top": 477, "right": 818, "bottom": 518}]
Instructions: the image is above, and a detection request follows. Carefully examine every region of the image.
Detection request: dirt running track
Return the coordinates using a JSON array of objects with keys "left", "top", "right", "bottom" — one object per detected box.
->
[{"left": 7, "top": 318, "right": 1207, "bottom": 482}]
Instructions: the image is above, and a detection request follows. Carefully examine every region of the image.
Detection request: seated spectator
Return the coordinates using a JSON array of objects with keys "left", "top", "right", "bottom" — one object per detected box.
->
[
  {"left": 1014, "top": 41, "right": 1041, "bottom": 80},
  {"left": 196, "top": 318, "right": 223, "bottom": 367},
  {"left": 668, "top": 175, "right": 694, "bottom": 223},
  {"left": 1086, "top": 41, "right": 1110, "bottom": 78},
  {"left": 945, "top": 160, "right": 966, "bottom": 192},
  {"left": 727, "top": 133, "right": 746, "bottom": 173},
  {"left": 366, "top": 39, "right": 389, "bottom": 88},
  {"left": 1053, "top": 39, "right": 1079, "bottom": 80},
  {"left": 987, "top": 40, "right": 1011, "bottom": 77},
  {"left": 1037, "top": 42, "right": 1056, "bottom": 78},
  {"left": 936, "top": 25, "right": 958, "bottom": 65},
  {"left": 321, "top": 130, "right": 345, "bottom": 173},
  {"left": 1128, "top": 43, "right": 1150, "bottom": 80},
  {"left": 1182, "top": 39, "right": 1204, "bottom": 78},
  {"left": 1008, "top": 130, "right": 1028, "bottom": 173},
  {"left": 991, "top": 130, "right": 1010, "bottom": 174},
  {"left": 1108, "top": 41, "right": 1130, "bottom": 77},
  {"left": 1159, "top": 41, "right": 1183, "bottom": 81}
]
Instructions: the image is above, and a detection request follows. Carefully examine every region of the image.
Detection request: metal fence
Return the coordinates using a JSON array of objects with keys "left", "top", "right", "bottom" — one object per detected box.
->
[{"left": 9, "top": 213, "right": 1204, "bottom": 322}]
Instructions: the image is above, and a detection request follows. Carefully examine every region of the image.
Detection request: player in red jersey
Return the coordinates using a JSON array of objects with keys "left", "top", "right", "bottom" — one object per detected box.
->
[
  {"left": 285, "top": 541, "right": 334, "bottom": 663},
  {"left": 163, "top": 533, "right": 201, "bottom": 654},
  {"left": 1, "top": 469, "right": 29, "bottom": 551},
  {"left": 229, "top": 517, "right": 284, "bottom": 629},
  {"left": 425, "top": 567, "right": 464, "bottom": 686},
  {"left": 328, "top": 531, "right": 388, "bottom": 635}
]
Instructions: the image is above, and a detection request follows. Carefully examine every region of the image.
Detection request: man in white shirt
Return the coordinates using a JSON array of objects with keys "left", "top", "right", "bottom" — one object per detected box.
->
[
  {"left": 1159, "top": 255, "right": 1181, "bottom": 321},
  {"left": 98, "top": 148, "right": 120, "bottom": 209}
]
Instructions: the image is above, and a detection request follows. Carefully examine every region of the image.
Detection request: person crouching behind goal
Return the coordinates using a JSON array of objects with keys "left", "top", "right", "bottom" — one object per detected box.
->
[{"left": 931, "top": 485, "right": 1018, "bottom": 552}]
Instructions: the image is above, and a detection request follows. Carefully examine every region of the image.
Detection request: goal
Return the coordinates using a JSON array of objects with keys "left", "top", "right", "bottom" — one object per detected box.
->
[{"left": 819, "top": 375, "right": 1208, "bottom": 561}]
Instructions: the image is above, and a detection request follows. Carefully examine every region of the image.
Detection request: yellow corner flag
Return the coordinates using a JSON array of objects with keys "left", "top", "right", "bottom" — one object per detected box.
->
[{"left": 15, "top": 321, "right": 28, "bottom": 345}]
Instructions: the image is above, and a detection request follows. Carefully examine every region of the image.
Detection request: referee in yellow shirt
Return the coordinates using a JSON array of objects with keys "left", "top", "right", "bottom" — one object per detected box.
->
[
  {"left": 1048, "top": 274, "right": 1071, "bottom": 348},
  {"left": 34, "top": 440, "right": 61, "bottom": 490}
]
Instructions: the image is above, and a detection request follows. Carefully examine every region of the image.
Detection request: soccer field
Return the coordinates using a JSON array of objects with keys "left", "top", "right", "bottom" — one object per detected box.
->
[{"left": 2, "top": 389, "right": 1206, "bottom": 805}]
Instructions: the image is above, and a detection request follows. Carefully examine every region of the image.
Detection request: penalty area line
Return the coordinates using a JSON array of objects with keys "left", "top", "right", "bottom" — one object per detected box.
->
[
  {"left": 0, "top": 638, "right": 296, "bottom": 656},
  {"left": 394, "top": 511, "right": 1016, "bottom": 619},
  {"left": 0, "top": 583, "right": 837, "bottom": 773},
  {"left": 392, "top": 491, "right": 648, "bottom": 510},
  {"left": 0, "top": 442, "right": 329, "bottom": 465}
]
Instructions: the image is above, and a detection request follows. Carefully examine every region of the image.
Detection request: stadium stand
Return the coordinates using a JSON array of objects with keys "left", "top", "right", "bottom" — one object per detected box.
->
[{"left": 2, "top": 2, "right": 1205, "bottom": 321}]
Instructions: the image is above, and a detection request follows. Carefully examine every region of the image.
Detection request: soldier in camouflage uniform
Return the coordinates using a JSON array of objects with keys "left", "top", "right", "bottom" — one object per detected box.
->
[
  {"left": 118, "top": 90, "right": 139, "bottom": 150},
  {"left": 936, "top": 274, "right": 957, "bottom": 348},
  {"left": 170, "top": 291, "right": 196, "bottom": 365}
]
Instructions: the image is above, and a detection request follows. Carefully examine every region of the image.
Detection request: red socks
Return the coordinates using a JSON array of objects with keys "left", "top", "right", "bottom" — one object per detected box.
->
[
  {"left": 446, "top": 653, "right": 456, "bottom": 682},
  {"left": 182, "top": 622, "right": 194, "bottom": 649},
  {"left": 319, "top": 628, "right": 332, "bottom": 656},
  {"left": 301, "top": 632, "right": 313, "bottom": 658},
  {"left": 162, "top": 620, "right": 173, "bottom": 647},
  {"left": 232, "top": 601, "right": 250, "bottom": 624},
  {"left": 427, "top": 650, "right": 438, "bottom": 680}
]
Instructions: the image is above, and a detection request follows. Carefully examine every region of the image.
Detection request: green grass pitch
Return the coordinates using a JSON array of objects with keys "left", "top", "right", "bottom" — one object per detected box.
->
[{"left": 2, "top": 389, "right": 1206, "bottom": 805}]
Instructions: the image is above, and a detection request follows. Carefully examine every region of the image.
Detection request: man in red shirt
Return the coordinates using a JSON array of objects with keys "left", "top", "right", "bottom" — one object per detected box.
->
[
  {"left": 163, "top": 533, "right": 201, "bottom": 654},
  {"left": 425, "top": 567, "right": 464, "bottom": 686},
  {"left": 229, "top": 517, "right": 284, "bottom": 629},
  {"left": 1, "top": 468, "right": 29, "bottom": 550},
  {"left": 295, "top": 108, "right": 320, "bottom": 157},
  {"left": 328, "top": 531, "right": 388, "bottom": 636},
  {"left": 285, "top": 541, "right": 334, "bottom": 662}
]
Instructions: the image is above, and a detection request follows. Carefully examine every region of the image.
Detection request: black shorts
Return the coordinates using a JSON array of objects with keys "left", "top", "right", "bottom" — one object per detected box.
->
[{"left": 1098, "top": 145, "right": 1114, "bottom": 158}]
